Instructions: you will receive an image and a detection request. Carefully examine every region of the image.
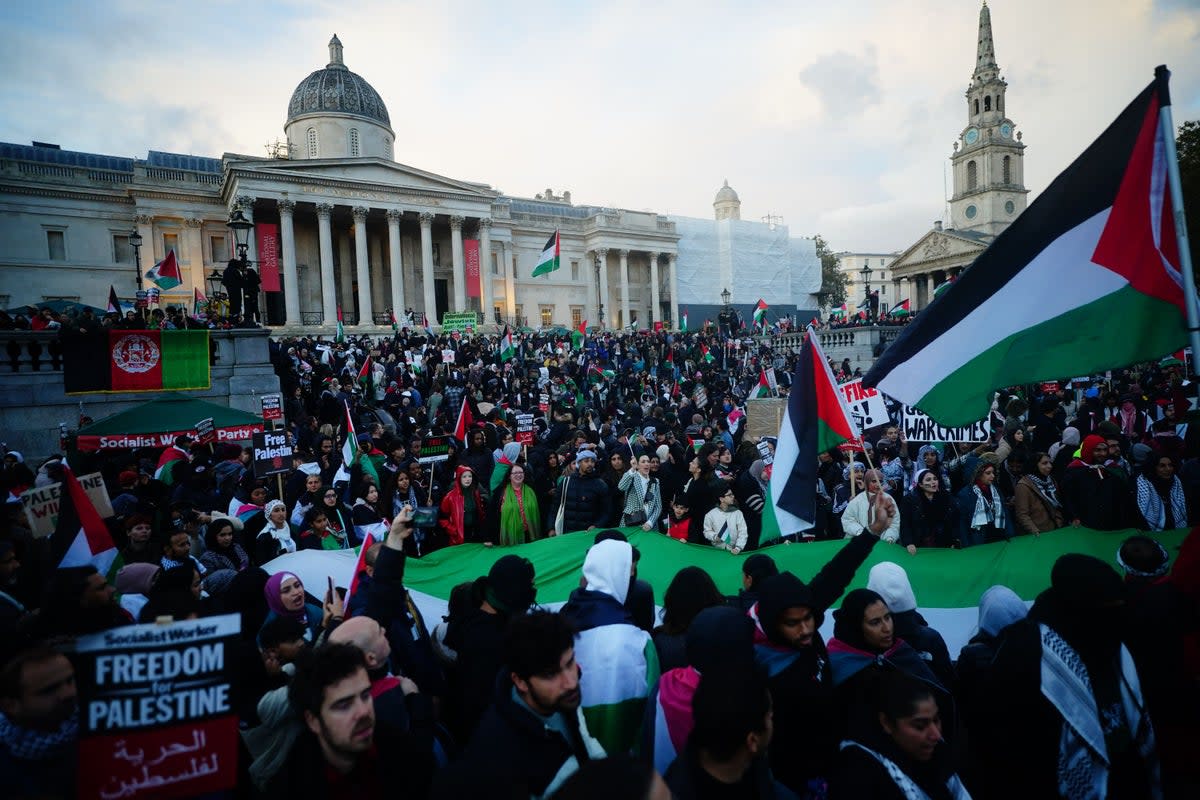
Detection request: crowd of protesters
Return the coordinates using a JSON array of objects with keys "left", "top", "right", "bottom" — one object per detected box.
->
[{"left": 1, "top": 320, "right": 1198, "bottom": 798}]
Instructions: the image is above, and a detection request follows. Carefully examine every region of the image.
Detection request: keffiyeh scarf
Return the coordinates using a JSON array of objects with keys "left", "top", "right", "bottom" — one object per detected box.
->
[{"left": 0, "top": 711, "right": 78, "bottom": 760}]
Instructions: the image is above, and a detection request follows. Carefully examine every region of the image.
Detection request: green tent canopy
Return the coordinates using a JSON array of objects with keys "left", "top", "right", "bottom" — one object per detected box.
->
[{"left": 74, "top": 397, "right": 264, "bottom": 452}]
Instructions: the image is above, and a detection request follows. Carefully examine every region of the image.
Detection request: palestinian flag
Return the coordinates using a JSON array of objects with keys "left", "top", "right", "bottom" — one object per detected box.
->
[
  {"left": 154, "top": 444, "right": 189, "bottom": 485},
  {"left": 193, "top": 287, "right": 207, "bottom": 317},
  {"left": 357, "top": 356, "right": 373, "bottom": 396},
  {"left": 335, "top": 306, "right": 345, "bottom": 343},
  {"left": 680, "top": 308, "right": 688, "bottom": 332},
  {"left": 866, "top": 69, "right": 1191, "bottom": 426},
  {"left": 700, "top": 344, "right": 715, "bottom": 363},
  {"left": 831, "top": 304, "right": 848, "bottom": 318},
  {"left": 55, "top": 464, "right": 122, "bottom": 583},
  {"left": 145, "top": 249, "right": 182, "bottom": 290},
  {"left": 454, "top": 395, "right": 475, "bottom": 442},
  {"left": 422, "top": 313, "right": 434, "bottom": 336},
  {"left": 63, "top": 330, "right": 211, "bottom": 394},
  {"left": 345, "top": 529, "right": 383, "bottom": 610},
  {"left": 106, "top": 286, "right": 120, "bottom": 314},
  {"left": 753, "top": 299, "right": 768, "bottom": 329},
  {"left": 499, "top": 325, "right": 515, "bottom": 362},
  {"left": 571, "top": 321, "right": 587, "bottom": 350},
  {"left": 754, "top": 369, "right": 771, "bottom": 398},
  {"left": 531, "top": 230, "right": 561, "bottom": 277},
  {"left": 391, "top": 310, "right": 399, "bottom": 333},
  {"left": 932, "top": 277, "right": 956, "bottom": 300},
  {"left": 768, "top": 327, "right": 859, "bottom": 541},
  {"left": 892, "top": 298, "right": 911, "bottom": 316}
]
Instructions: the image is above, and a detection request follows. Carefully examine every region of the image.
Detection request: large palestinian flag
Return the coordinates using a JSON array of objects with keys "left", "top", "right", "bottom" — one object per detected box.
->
[
  {"left": 866, "top": 70, "right": 1191, "bottom": 426},
  {"left": 768, "top": 327, "right": 859, "bottom": 541}
]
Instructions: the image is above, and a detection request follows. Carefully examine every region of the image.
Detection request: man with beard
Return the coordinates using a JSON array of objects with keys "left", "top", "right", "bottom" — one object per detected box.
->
[
  {"left": 556, "top": 451, "right": 612, "bottom": 534},
  {"left": 435, "top": 611, "right": 605, "bottom": 800},
  {"left": 0, "top": 646, "right": 80, "bottom": 797},
  {"left": 267, "top": 643, "right": 435, "bottom": 798}
]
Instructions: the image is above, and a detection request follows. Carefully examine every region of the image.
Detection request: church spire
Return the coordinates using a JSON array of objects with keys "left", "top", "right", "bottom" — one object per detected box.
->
[
  {"left": 327, "top": 34, "right": 345, "bottom": 70},
  {"left": 975, "top": 2, "right": 997, "bottom": 76}
]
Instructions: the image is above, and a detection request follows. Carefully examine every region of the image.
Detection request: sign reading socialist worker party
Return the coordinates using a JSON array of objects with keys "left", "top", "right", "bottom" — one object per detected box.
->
[{"left": 75, "top": 614, "right": 240, "bottom": 800}]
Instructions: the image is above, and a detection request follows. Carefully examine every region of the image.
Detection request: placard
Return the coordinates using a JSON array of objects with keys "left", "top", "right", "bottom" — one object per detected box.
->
[
  {"left": 75, "top": 614, "right": 241, "bottom": 800},
  {"left": 515, "top": 413, "right": 535, "bottom": 445},
  {"left": 838, "top": 435, "right": 866, "bottom": 453},
  {"left": 21, "top": 472, "right": 114, "bottom": 538},
  {"left": 839, "top": 378, "right": 889, "bottom": 431},
  {"left": 441, "top": 348, "right": 456, "bottom": 364},
  {"left": 539, "top": 393, "right": 550, "bottom": 413},
  {"left": 441, "top": 312, "right": 477, "bottom": 332},
  {"left": 416, "top": 435, "right": 451, "bottom": 463},
  {"left": 252, "top": 431, "right": 293, "bottom": 478},
  {"left": 902, "top": 405, "right": 991, "bottom": 443},
  {"left": 260, "top": 393, "right": 283, "bottom": 422},
  {"left": 755, "top": 439, "right": 774, "bottom": 466},
  {"left": 1039, "top": 382, "right": 1060, "bottom": 394},
  {"left": 194, "top": 417, "right": 216, "bottom": 445}
]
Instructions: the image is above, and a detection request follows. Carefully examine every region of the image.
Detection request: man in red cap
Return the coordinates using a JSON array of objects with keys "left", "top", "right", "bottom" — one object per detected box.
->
[{"left": 1060, "top": 434, "right": 1134, "bottom": 530}]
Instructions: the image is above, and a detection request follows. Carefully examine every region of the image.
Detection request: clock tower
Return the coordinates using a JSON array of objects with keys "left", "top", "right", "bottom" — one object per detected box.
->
[{"left": 949, "top": 2, "right": 1028, "bottom": 237}]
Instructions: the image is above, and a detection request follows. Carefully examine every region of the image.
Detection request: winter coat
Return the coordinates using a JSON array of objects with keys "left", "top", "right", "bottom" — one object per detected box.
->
[
  {"left": 617, "top": 470, "right": 662, "bottom": 527},
  {"left": 841, "top": 490, "right": 900, "bottom": 543},
  {"left": 702, "top": 506, "right": 748, "bottom": 551},
  {"left": 1013, "top": 475, "right": 1065, "bottom": 534},
  {"left": 900, "top": 490, "right": 957, "bottom": 548},
  {"left": 439, "top": 466, "right": 487, "bottom": 545},
  {"left": 555, "top": 473, "right": 611, "bottom": 535}
]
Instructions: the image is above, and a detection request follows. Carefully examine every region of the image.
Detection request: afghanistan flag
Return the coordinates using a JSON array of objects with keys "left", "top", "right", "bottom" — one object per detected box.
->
[
  {"left": 106, "top": 286, "right": 121, "bottom": 314},
  {"left": 145, "top": 249, "right": 182, "bottom": 290},
  {"left": 55, "top": 464, "right": 122, "bottom": 583},
  {"left": 892, "top": 298, "right": 911, "bottom": 316},
  {"left": 865, "top": 69, "right": 1191, "bottom": 426},
  {"left": 754, "top": 369, "right": 772, "bottom": 398},
  {"left": 531, "top": 230, "right": 561, "bottom": 277},
  {"left": 499, "top": 325, "right": 515, "bottom": 362},
  {"left": 753, "top": 299, "right": 768, "bottom": 329},
  {"left": 336, "top": 306, "right": 346, "bottom": 343},
  {"left": 768, "top": 327, "right": 859, "bottom": 540},
  {"left": 63, "top": 330, "right": 211, "bottom": 394}
]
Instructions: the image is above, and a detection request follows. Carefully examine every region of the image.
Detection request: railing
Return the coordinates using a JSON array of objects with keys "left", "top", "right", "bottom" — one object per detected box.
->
[
  {"left": 87, "top": 170, "right": 132, "bottom": 183},
  {"left": 372, "top": 312, "right": 394, "bottom": 325},
  {"left": 19, "top": 163, "right": 72, "bottom": 178},
  {"left": 300, "top": 312, "right": 325, "bottom": 326}
]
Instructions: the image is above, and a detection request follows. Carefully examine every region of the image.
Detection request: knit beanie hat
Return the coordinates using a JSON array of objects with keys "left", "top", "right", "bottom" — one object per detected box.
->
[
  {"left": 756, "top": 572, "right": 813, "bottom": 645},
  {"left": 485, "top": 555, "right": 536, "bottom": 615}
]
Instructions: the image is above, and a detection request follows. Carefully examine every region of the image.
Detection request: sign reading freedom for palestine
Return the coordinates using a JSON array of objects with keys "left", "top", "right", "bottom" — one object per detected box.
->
[{"left": 75, "top": 614, "right": 240, "bottom": 800}]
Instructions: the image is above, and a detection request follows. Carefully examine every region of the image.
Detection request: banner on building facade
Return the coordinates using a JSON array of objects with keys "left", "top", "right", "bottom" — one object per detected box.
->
[
  {"left": 257, "top": 223, "right": 280, "bottom": 292},
  {"left": 464, "top": 239, "right": 481, "bottom": 299}
]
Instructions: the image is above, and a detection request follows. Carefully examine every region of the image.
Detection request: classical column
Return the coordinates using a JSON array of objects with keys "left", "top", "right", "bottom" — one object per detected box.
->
[
  {"left": 419, "top": 212, "right": 436, "bottom": 324},
  {"left": 666, "top": 254, "right": 679, "bottom": 330},
  {"left": 183, "top": 218, "right": 204, "bottom": 297},
  {"left": 450, "top": 215, "right": 466, "bottom": 313},
  {"left": 478, "top": 218, "right": 493, "bottom": 325},
  {"left": 926, "top": 273, "right": 937, "bottom": 308},
  {"left": 386, "top": 209, "right": 405, "bottom": 324},
  {"left": 618, "top": 250, "right": 631, "bottom": 328},
  {"left": 316, "top": 204, "right": 336, "bottom": 326},
  {"left": 502, "top": 240, "right": 516, "bottom": 319},
  {"left": 338, "top": 230, "right": 354, "bottom": 319},
  {"left": 585, "top": 250, "right": 598, "bottom": 326},
  {"left": 649, "top": 252, "right": 660, "bottom": 326},
  {"left": 596, "top": 249, "right": 610, "bottom": 328},
  {"left": 369, "top": 233, "right": 385, "bottom": 315},
  {"left": 352, "top": 206, "right": 372, "bottom": 325},
  {"left": 277, "top": 200, "right": 300, "bottom": 326}
]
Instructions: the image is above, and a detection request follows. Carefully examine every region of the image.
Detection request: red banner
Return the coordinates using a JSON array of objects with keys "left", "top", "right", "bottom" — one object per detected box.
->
[
  {"left": 76, "top": 423, "right": 264, "bottom": 452},
  {"left": 257, "top": 223, "right": 280, "bottom": 292},
  {"left": 464, "top": 239, "right": 481, "bottom": 298}
]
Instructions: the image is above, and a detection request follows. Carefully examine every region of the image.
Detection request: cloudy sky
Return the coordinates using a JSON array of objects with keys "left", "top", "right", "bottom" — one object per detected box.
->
[{"left": 2, "top": 0, "right": 1197, "bottom": 252}]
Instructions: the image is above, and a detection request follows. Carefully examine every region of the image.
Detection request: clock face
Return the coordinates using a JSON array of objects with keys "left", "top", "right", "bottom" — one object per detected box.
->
[
  {"left": 965, "top": 205, "right": 978, "bottom": 220},
  {"left": 964, "top": 127, "right": 979, "bottom": 145},
  {"left": 1000, "top": 123, "right": 1012, "bottom": 139},
  {"left": 1005, "top": 200, "right": 1015, "bottom": 214}
]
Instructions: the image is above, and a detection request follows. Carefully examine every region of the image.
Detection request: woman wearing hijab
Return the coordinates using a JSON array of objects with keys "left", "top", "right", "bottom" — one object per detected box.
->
[
  {"left": 289, "top": 472, "right": 324, "bottom": 527},
  {"left": 901, "top": 468, "right": 958, "bottom": 553},
  {"left": 200, "top": 517, "right": 249, "bottom": 573},
  {"left": 618, "top": 454, "right": 662, "bottom": 531},
  {"left": 259, "top": 571, "right": 328, "bottom": 642},
  {"left": 317, "top": 486, "right": 355, "bottom": 544},
  {"left": 1013, "top": 452, "right": 1066, "bottom": 535},
  {"left": 439, "top": 465, "right": 486, "bottom": 546},
  {"left": 253, "top": 499, "right": 298, "bottom": 566},
  {"left": 490, "top": 462, "right": 543, "bottom": 546},
  {"left": 955, "top": 459, "right": 1011, "bottom": 546},
  {"left": 828, "top": 589, "right": 954, "bottom": 748},
  {"left": 1135, "top": 452, "right": 1189, "bottom": 531},
  {"left": 829, "top": 670, "right": 970, "bottom": 800}
]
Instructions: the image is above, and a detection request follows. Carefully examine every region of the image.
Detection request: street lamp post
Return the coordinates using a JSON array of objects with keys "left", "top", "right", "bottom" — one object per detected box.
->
[
  {"left": 226, "top": 208, "right": 255, "bottom": 321},
  {"left": 859, "top": 265, "right": 873, "bottom": 322},
  {"left": 129, "top": 228, "right": 144, "bottom": 293}
]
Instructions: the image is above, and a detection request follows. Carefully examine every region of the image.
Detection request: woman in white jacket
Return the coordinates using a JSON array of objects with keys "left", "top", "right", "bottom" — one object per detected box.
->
[
  {"left": 842, "top": 469, "right": 901, "bottom": 543},
  {"left": 703, "top": 486, "right": 748, "bottom": 553}
]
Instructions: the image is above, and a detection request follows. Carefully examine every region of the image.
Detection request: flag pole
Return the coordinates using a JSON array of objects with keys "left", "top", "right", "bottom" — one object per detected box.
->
[{"left": 1156, "top": 65, "right": 1200, "bottom": 374}]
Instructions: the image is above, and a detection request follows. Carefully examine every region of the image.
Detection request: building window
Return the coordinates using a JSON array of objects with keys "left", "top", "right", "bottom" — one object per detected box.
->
[
  {"left": 307, "top": 127, "right": 318, "bottom": 158},
  {"left": 571, "top": 307, "right": 583, "bottom": 328},
  {"left": 880, "top": 271, "right": 886, "bottom": 281},
  {"left": 210, "top": 235, "right": 227, "bottom": 263},
  {"left": 570, "top": 260, "right": 579, "bottom": 281},
  {"left": 974, "top": 98, "right": 980, "bottom": 115},
  {"left": 163, "top": 233, "right": 178, "bottom": 260},
  {"left": 491, "top": 253, "right": 500, "bottom": 275},
  {"left": 967, "top": 160, "right": 978, "bottom": 191},
  {"left": 540, "top": 306, "right": 554, "bottom": 327},
  {"left": 1002, "top": 155, "right": 1011, "bottom": 184},
  {"left": 984, "top": 96, "right": 992, "bottom": 112},
  {"left": 349, "top": 128, "right": 360, "bottom": 157},
  {"left": 112, "top": 234, "right": 132, "bottom": 264},
  {"left": 432, "top": 243, "right": 441, "bottom": 267},
  {"left": 46, "top": 230, "right": 66, "bottom": 261},
  {"left": 514, "top": 304, "right": 523, "bottom": 325}
]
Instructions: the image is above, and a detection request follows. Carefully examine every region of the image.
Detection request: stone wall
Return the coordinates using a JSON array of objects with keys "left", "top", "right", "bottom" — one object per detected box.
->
[{"left": 0, "top": 329, "right": 280, "bottom": 461}]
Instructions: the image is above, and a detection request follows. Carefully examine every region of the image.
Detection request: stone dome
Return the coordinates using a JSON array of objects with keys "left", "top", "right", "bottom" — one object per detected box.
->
[
  {"left": 287, "top": 35, "right": 391, "bottom": 128},
  {"left": 714, "top": 179, "right": 740, "bottom": 204}
]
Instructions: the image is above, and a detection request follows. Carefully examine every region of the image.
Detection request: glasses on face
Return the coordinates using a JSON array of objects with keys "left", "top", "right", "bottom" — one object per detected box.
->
[{"left": 324, "top": 492, "right": 338, "bottom": 499}]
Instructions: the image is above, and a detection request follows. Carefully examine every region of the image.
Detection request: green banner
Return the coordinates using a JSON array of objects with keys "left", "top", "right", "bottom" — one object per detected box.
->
[{"left": 440, "top": 312, "right": 478, "bottom": 332}]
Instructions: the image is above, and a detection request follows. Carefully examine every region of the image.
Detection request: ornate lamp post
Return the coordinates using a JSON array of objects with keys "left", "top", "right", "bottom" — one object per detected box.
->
[
  {"left": 129, "top": 228, "right": 144, "bottom": 293},
  {"left": 859, "top": 265, "right": 873, "bottom": 321},
  {"left": 226, "top": 209, "right": 254, "bottom": 263}
]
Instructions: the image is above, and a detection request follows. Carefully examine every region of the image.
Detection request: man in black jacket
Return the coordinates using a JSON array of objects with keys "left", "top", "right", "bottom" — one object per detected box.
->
[
  {"left": 434, "top": 611, "right": 604, "bottom": 799},
  {"left": 556, "top": 451, "right": 611, "bottom": 534}
]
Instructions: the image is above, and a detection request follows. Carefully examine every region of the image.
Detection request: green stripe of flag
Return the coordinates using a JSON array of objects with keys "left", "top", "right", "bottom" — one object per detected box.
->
[{"left": 161, "top": 330, "right": 211, "bottom": 389}]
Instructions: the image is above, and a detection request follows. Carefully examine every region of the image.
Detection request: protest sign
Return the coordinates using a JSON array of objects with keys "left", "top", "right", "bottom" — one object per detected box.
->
[
  {"left": 1040, "top": 381, "right": 1060, "bottom": 394},
  {"left": 260, "top": 393, "right": 283, "bottom": 422},
  {"left": 515, "top": 413, "right": 535, "bottom": 445},
  {"left": 441, "top": 312, "right": 477, "bottom": 332},
  {"left": 75, "top": 614, "right": 241, "bottom": 800},
  {"left": 194, "top": 417, "right": 216, "bottom": 446},
  {"left": 839, "top": 378, "right": 889, "bottom": 431},
  {"left": 756, "top": 439, "right": 774, "bottom": 466},
  {"left": 838, "top": 435, "right": 866, "bottom": 453},
  {"left": 21, "top": 472, "right": 113, "bottom": 538},
  {"left": 765, "top": 367, "right": 778, "bottom": 391},
  {"left": 539, "top": 392, "right": 550, "bottom": 413},
  {"left": 441, "top": 348, "right": 456, "bottom": 364},
  {"left": 416, "top": 434, "right": 451, "bottom": 464},
  {"left": 252, "top": 431, "right": 293, "bottom": 478},
  {"left": 902, "top": 405, "right": 991, "bottom": 443}
]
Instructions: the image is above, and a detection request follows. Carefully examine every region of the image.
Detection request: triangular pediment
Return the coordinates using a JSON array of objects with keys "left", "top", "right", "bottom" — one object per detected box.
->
[
  {"left": 890, "top": 228, "right": 988, "bottom": 272},
  {"left": 233, "top": 157, "right": 498, "bottom": 198}
]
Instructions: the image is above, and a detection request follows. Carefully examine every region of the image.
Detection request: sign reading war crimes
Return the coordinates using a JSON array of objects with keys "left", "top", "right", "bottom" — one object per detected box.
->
[
  {"left": 252, "top": 431, "right": 294, "bottom": 478},
  {"left": 902, "top": 405, "right": 992, "bottom": 443},
  {"left": 75, "top": 614, "right": 240, "bottom": 800}
]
